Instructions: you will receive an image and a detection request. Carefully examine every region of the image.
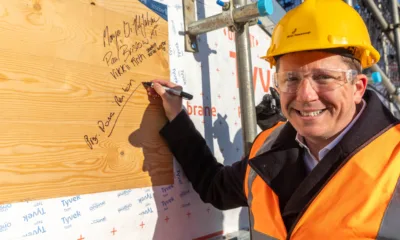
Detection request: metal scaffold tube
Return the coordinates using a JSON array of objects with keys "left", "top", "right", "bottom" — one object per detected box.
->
[
  {"left": 363, "top": 0, "right": 395, "bottom": 44},
  {"left": 186, "top": 0, "right": 272, "bottom": 37},
  {"left": 390, "top": 0, "right": 400, "bottom": 79},
  {"left": 187, "top": 11, "right": 234, "bottom": 36},
  {"left": 370, "top": 64, "right": 400, "bottom": 105},
  {"left": 344, "top": 0, "right": 353, "bottom": 7},
  {"left": 182, "top": 0, "right": 274, "bottom": 153},
  {"left": 356, "top": 0, "right": 400, "bottom": 105},
  {"left": 233, "top": 2, "right": 260, "bottom": 23},
  {"left": 234, "top": 0, "right": 258, "bottom": 155},
  {"left": 382, "top": 34, "right": 390, "bottom": 75}
]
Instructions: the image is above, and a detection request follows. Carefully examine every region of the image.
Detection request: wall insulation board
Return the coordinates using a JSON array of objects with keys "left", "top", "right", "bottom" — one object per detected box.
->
[{"left": 0, "top": 0, "right": 173, "bottom": 204}]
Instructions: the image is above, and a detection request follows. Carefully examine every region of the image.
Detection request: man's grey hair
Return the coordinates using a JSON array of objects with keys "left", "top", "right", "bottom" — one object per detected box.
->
[{"left": 340, "top": 56, "right": 362, "bottom": 74}]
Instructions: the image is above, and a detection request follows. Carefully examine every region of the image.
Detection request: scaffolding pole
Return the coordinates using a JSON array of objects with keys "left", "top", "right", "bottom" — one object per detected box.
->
[
  {"left": 390, "top": 0, "right": 400, "bottom": 79},
  {"left": 359, "top": 0, "right": 400, "bottom": 105},
  {"left": 186, "top": 2, "right": 264, "bottom": 36},
  {"left": 370, "top": 64, "right": 400, "bottom": 105},
  {"left": 344, "top": 0, "right": 353, "bottom": 7},
  {"left": 382, "top": 34, "right": 389, "bottom": 75},
  {"left": 363, "top": 0, "right": 395, "bottom": 44},
  {"left": 234, "top": 0, "right": 258, "bottom": 155},
  {"left": 182, "top": 0, "right": 273, "bottom": 154}
]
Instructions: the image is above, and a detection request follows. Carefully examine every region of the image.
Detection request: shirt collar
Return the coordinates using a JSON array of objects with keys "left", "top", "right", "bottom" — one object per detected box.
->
[{"left": 295, "top": 99, "right": 366, "bottom": 161}]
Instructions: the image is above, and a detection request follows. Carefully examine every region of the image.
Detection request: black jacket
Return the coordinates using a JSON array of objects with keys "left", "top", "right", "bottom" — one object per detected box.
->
[{"left": 159, "top": 89, "right": 399, "bottom": 232}]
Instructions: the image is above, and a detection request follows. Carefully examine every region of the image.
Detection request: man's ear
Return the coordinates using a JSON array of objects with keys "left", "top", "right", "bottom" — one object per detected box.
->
[{"left": 354, "top": 74, "right": 368, "bottom": 104}]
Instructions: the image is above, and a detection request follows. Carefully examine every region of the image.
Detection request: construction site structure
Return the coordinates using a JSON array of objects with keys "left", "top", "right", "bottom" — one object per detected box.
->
[{"left": 1, "top": 1, "right": 399, "bottom": 239}]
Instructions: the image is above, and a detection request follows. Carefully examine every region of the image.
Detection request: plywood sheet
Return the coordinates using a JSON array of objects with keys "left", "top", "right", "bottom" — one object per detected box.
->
[{"left": 0, "top": 0, "right": 172, "bottom": 204}]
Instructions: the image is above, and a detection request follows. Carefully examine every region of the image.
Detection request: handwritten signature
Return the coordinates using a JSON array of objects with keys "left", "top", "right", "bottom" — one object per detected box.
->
[
  {"left": 84, "top": 135, "right": 99, "bottom": 150},
  {"left": 103, "top": 39, "right": 150, "bottom": 67},
  {"left": 107, "top": 80, "right": 141, "bottom": 137},
  {"left": 102, "top": 14, "right": 163, "bottom": 79},
  {"left": 98, "top": 112, "right": 115, "bottom": 132},
  {"left": 83, "top": 14, "right": 164, "bottom": 150},
  {"left": 123, "top": 13, "right": 160, "bottom": 39},
  {"left": 109, "top": 64, "right": 131, "bottom": 80},
  {"left": 103, "top": 13, "right": 159, "bottom": 51},
  {"left": 84, "top": 79, "right": 142, "bottom": 149}
]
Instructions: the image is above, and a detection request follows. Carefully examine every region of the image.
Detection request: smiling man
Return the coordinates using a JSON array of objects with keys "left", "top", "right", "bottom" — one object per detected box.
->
[
  {"left": 146, "top": 0, "right": 400, "bottom": 239},
  {"left": 276, "top": 51, "right": 367, "bottom": 165}
]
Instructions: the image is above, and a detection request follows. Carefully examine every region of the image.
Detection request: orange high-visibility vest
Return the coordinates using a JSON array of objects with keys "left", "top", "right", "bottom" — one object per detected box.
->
[{"left": 244, "top": 123, "right": 400, "bottom": 239}]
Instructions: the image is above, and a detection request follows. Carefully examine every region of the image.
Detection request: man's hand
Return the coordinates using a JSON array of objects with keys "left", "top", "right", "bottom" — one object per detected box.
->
[
  {"left": 145, "top": 79, "right": 183, "bottom": 122},
  {"left": 255, "top": 87, "right": 287, "bottom": 130}
]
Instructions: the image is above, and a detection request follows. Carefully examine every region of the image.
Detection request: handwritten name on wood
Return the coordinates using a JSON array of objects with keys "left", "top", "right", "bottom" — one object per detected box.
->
[{"left": 0, "top": 0, "right": 172, "bottom": 204}]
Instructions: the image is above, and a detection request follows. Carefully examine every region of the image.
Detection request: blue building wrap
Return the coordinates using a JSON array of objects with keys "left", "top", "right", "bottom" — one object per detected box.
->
[{"left": 139, "top": 0, "right": 168, "bottom": 21}]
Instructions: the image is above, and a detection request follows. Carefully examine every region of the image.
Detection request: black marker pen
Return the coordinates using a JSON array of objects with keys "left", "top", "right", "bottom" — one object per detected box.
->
[{"left": 143, "top": 82, "right": 193, "bottom": 100}]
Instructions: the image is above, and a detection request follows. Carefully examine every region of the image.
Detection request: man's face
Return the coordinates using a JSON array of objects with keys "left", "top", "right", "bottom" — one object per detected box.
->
[{"left": 277, "top": 51, "right": 367, "bottom": 140}]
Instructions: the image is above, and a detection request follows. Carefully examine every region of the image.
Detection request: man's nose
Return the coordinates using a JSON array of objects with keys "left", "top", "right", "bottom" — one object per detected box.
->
[{"left": 295, "top": 78, "right": 319, "bottom": 102}]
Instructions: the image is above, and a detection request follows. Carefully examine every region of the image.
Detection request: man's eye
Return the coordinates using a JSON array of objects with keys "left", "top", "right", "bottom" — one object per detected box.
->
[{"left": 286, "top": 76, "right": 300, "bottom": 82}]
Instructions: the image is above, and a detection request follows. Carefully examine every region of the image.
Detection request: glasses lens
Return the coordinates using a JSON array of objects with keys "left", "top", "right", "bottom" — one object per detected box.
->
[{"left": 274, "top": 69, "right": 351, "bottom": 93}]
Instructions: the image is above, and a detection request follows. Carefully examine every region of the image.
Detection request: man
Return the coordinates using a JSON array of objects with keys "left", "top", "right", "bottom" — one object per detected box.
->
[{"left": 146, "top": 0, "right": 400, "bottom": 238}]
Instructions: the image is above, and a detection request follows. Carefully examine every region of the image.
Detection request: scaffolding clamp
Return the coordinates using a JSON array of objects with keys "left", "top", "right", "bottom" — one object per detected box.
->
[{"left": 182, "top": 0, "right": 273, "bottom": 52}]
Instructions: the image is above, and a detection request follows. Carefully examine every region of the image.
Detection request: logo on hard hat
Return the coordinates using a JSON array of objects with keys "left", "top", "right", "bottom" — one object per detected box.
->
[{"left": 287, "top": 28, "right": 311, "bottom": 38}]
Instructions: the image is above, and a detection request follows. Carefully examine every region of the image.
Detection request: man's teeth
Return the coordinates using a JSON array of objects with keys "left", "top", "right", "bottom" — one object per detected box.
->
[{"left": 299, "top": 110, "right": 323, "bottom": 117}]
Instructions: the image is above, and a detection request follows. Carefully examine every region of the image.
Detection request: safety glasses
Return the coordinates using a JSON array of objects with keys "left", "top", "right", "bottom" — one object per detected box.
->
[{"left": 273, "top": 68, "right": 358, "bottom": 93}]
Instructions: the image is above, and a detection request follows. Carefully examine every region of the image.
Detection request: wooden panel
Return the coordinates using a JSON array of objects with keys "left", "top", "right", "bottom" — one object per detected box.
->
[{"left": 0, "top": 0, "right": 172, "bottom": 204}]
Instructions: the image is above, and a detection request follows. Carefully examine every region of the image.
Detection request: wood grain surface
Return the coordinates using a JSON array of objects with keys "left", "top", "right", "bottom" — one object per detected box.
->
[{"left": 0, "top": 0, "right": 172, "bottom": 204}]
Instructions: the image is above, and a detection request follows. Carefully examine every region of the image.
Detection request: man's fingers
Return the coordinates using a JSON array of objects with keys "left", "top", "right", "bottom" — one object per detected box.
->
[
  {"left": 152, "top": 83, "right": 167, "bottom": 98},
  {"left": 146, "top": 87, "right": 157, "bottom": 95}
]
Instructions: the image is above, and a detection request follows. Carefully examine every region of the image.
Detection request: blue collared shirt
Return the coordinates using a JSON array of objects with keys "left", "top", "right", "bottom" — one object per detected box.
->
[{"left": 295, "top": 99, "right": 366, "bottom": 173}]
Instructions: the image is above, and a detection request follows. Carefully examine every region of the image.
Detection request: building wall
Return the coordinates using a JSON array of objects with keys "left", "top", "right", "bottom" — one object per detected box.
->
[{"left": 0, "top": 0, "right": 273, "bottom": 239}]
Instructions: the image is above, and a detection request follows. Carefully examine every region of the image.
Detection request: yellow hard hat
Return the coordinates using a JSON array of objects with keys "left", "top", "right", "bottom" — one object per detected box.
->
[{"left": 262, "top": 0, "right": 380, "bottom": 69}]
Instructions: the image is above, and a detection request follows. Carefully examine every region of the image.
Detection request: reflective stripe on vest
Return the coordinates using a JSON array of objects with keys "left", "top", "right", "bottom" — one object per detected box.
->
[
  {"left": 376, "top": 176, "right": 400, "bottom": 239},
  {"left": 245, "top": 122, "right": 287, "bottom": 239},
  {"left": 245, "top": 124, "right": 400, "bottom": 239},
  {"left": 247, "top": 168, "right": 279, "bottom": 240}
]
